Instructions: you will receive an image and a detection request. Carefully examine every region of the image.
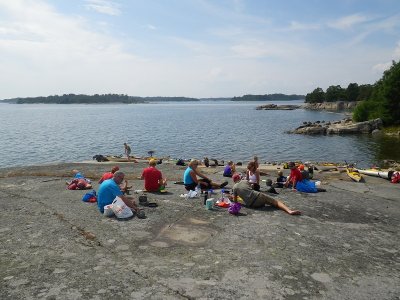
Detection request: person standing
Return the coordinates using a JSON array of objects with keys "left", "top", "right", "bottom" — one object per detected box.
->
[{"left": 124, "top": 143, "right": 132, "bottom": 161}]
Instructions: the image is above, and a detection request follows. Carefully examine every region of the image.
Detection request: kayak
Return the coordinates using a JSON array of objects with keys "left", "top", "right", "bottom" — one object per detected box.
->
[
  {"left": 356, "top": 169, "right": 393, "bottom": 180},
  {"left": 105, "top": 156, "right": 140, "bottom": 162},
  {"left": 346, "top": 168, "right": 362, "bottom": 182}
]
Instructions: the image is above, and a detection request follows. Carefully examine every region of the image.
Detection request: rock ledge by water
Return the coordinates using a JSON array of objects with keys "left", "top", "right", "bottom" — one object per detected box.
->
[
  {"left": 256, "top": 104, "right": 300, "bottom": 110},
  {"left": 288, "top": 118, "right": 383, "bottom": 135}
]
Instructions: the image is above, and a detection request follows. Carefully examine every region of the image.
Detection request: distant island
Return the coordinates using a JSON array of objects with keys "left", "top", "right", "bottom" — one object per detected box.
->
[
  {"left": 1, "top": 94, "right": 199, "bottom": 104},
  {"left": 0, "top": 93, "right": 305, "bottom": 104},
  {"left": 232, "top": 94, "right": 305, "bottom": 101}
]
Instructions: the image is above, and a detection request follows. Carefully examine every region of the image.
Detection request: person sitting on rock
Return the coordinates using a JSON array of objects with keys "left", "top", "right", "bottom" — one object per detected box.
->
[
  {"left": 99, "top": 166, "right": 131, "bottom": 194},
  {"left": 141, "top": 159, "right": 167, "bottom": 192},
  {"left": 231, "top": 173, "right": 301, "bottom": 215},
  {"left": 275, "top": 170, "right": 287, "bottom": 188},
  {"left": 284, "top": 162, "right": 303, "bottom": 190},
  {"left": 246, "top": 161, "right": 260, "bottom": 191},
  {"left": 99, "top": 166, "right": 120, "bottom": 184},
  {"left": 183, "top": 159, "right": 228, "bottom": 191},
  {"left": 97, "top": 171, "right": 139, "bottom": 214},
  {"left": 223, "top": 161, "right": 236, "bottom": 177}
]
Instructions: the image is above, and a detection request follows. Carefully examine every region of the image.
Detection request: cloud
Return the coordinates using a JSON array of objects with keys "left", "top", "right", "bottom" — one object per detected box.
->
[
  {"left": 285, "top": 21, "right": 321, "bottom": 31},
  {"left": 372, "top": 62, "right": 391, "bottom": 73},
  {"left": 328, "top": 13, "right": 373, "bottom": 30},
  {"left": 146, "top": 24, "right": 157, "bottom": 30},
  {"left": 84, "top": 0, "right": 121, "bottom": 16}
]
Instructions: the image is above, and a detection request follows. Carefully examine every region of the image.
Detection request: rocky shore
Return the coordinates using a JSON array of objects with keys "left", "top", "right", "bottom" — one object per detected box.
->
[
  {"left": 288, "top": 118, "right": 383, "bottom": 135},
  {"left": 302, "top": 101, "right": 358, "bottom": 112},
  {"left": 256, "top": 104, "right": 301, "bottom": 110},
  {"left": 1, "top": 160, "right": 399, "bottom": 299}
]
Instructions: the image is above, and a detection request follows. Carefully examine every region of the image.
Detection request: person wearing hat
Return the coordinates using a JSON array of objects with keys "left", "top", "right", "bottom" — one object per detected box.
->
[
  {"left": 284, "top": 162, "right": 303, "bottom": 190},
  {"left": 141, "top": 159, "right": 167, "bottom": 192},
  {"left": 231, "top": 173, "right": 300, "bottom": 215}
]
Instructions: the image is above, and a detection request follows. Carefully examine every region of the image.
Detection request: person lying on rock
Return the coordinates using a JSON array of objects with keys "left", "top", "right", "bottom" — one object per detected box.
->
[
  {"left": 183, "top": 159, "right": 228, "bottom": 191},
  {"left": 66, "top": 169, "right": 92, "bottom": 190},
  {"left": 141, "top": 159, "right": 167, "bottom": 192},
  {"left": 231, "top": 173, "right": 301, "bottom": 215},
  {"left": 97, "top": 171, "right": 139, "bottom": 214}
]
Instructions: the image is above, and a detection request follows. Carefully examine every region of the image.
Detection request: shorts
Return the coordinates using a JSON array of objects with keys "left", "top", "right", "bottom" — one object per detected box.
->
[
  {"left": 248, "top": 193, "right": 277, "bottom": 208},
  {"left": 184, "top": 182, "right": 197, "bottom": 191}
]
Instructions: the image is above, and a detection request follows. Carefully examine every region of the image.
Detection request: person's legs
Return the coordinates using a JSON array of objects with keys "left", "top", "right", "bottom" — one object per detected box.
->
[
  {"left": 184, "top": 182, "right": 197, "bottom": 191},
  {"left": 209, "top": 181, "right": 228, "bottom": 189},
  {"left": 258, "top": 193, "right": 301, "bottom": 215}
]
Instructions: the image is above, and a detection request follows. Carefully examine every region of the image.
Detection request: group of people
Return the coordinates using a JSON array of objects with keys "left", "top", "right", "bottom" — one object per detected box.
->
[
  {"left": 183, "top": 157, "right": 301, "bottom": 216},
  {"left": 87, "top": 154, "right": 309, "bottom": 218},
  {"left": 96, "top": 159, "right": 167, "bottom": 215}
]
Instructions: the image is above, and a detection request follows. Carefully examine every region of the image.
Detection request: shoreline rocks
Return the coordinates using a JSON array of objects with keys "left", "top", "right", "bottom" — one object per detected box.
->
[
  {"left": 302, "top": 101, "right": 358, "bottom": 111},
  {"left": 256, "top": 104, "right": 300, "bottom": 110},
  {"left": 288, "top": 118, "right": 383, "bottom": 135}
]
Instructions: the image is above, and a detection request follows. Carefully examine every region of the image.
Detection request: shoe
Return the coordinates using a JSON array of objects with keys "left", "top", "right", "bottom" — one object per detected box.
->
[{"left": 220, "top": 181, "right": 228, "bottom": 188}]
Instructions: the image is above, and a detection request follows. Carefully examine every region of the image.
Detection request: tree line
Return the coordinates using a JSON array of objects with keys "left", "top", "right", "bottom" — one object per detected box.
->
[
  {"left": 305, "top": 60, "right": 400, "bottom": 125},
  {"left": 305, "top": 84, "right": 373, "bottom": 103},
  {"left": 3, "top": 94, "right": 199, "bottom": 104}
]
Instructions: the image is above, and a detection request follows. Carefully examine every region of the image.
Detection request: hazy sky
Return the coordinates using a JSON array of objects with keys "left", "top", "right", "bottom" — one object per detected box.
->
[{"left": 1, "top": 0, "right": 399, "bottom": 98}]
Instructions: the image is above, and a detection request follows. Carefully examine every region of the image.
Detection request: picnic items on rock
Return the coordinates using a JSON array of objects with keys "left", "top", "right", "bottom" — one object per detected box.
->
[{"left": 111, "top": 196, "right": 133, "bottom": 219}]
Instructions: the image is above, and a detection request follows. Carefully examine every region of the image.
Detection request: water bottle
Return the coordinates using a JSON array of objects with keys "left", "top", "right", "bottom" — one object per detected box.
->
[{"left": 203, "top": 191, "right": 208, "bottom": 205}]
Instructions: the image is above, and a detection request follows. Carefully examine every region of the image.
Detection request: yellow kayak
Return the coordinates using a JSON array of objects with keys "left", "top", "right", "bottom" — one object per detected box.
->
[{"left": 346, "top": 168, "right": 362, "bottom": 182}]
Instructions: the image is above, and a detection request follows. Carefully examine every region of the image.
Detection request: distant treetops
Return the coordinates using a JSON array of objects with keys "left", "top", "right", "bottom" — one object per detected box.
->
[{"left": 305, "top": 60, "right": 400, "bottom": 126}]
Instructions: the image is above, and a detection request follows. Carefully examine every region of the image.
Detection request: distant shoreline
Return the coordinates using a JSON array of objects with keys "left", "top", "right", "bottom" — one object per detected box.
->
[{"left": 0, "top": 93, "right": 305, "bottom": 104}]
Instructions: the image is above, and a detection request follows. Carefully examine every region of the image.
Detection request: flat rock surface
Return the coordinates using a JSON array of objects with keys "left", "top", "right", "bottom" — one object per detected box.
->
[{"left": 1, "top": 161, "right": 399, "bottom": 299}]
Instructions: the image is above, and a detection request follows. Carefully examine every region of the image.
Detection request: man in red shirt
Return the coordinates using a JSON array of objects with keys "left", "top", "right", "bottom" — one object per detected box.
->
[
  {"left": 141, "top": 159, "right": 167, "bottom": 192},
  {"left": 99, "top": 166, "right": 120, "bottom": 184},
  {"left": 285, "top": 162, "right": 303, "bottom": 190}
]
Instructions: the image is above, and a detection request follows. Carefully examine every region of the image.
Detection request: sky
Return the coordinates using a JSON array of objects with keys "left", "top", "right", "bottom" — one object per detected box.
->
[{"left": 0, "top": 0, "right": 400, "bottom": 99}]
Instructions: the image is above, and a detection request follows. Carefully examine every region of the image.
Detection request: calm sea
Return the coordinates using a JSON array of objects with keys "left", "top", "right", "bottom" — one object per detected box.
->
[{"left": 0, "top": 101, "right": 399, "bottom": 169}]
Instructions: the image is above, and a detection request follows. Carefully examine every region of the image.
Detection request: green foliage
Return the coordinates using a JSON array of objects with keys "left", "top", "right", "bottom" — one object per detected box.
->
[
  {"left": 357, "top": 84, "right": 373, "bottom": 101},
  {"left": 4, "top": 94, "right": 199, "bottom": 104},
  {"left": 346, "top": 83, "right": 359, "bottom": 102},
  {"left": 305, "top": 87, "right": 325, "bottom": 103},
  {"left": 353, "top": 60, "right": 400, "bottom": 125},
  {"left": 325, "top": 85, "right": 346, "bottom": 102}
]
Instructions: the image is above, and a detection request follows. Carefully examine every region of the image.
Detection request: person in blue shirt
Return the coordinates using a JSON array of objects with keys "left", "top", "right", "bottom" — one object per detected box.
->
[
  {"left": 97, "top": 171, "right": 139, "bottom": 214},
  {"left": 183, "top": 159, "right": 228, "bottom": 191}
]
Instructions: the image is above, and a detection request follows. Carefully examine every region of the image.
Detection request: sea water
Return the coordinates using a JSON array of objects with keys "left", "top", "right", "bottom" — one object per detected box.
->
[{"left": 0, "top": 101, "right": 399, "bottom": 168}]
